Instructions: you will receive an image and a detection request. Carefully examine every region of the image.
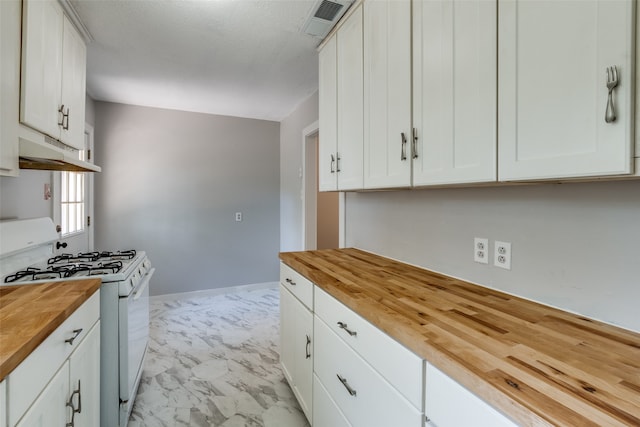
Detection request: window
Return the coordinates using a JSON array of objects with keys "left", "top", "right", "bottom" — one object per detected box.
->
[{"left": 60, "top": 170, "right": 85, "bottom": 235}]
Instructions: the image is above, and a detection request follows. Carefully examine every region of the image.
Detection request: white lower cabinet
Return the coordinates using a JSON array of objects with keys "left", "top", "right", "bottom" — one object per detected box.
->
[
  {"left": 6, "top": 291, "right": 100, "bottom": 427},
  {"left": 313, "top": 374, "right": 351, "bottom": 427},
  {"left": 15, "top": 361, "right": 70, "bottom": 427},
  {"left": 280, "top": 286, "right": 313, "bottom": 421},
  {"left": 425, "top": 363, "right": 517, "bottom": 427},
  {"left": 0, "top": 380, "right": 6, "bottom": 427},
  {"left": 314, "top": 317, "right": 422, "bottom": 427}
]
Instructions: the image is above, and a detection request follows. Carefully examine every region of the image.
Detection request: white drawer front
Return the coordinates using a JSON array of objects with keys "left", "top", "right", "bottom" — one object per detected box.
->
[
  {"left": 279, "top": 263, "right": 313, "bottom": 310},
  {"left": 315, "top": 286, "right": 423, "bottom": 409},
  {"left": 314, "top": 316, "right": 423, "bottom": 427},
  {"left": 313, "top": 374, "right": 352, "bottom": 427},
  {"left": 7, "top": 290, "right": 100, "bottom": 426},
  {"left": 426, "top": 363, "right": 517, "bottom": 427}
]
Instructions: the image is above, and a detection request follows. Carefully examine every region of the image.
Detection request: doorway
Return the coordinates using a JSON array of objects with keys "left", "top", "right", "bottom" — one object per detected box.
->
[{"left": 302, "top": 122, "right": 339, "bottom": 250}]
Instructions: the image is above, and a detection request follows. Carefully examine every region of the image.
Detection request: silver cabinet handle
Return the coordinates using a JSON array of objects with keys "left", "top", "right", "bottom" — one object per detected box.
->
[
  {"left": 65, "top": 328, "right": 83, "bottom": 345},
  {"left": 605, "top": 65, "right": 619, "bottom": 123},
  {"left": 66, "top": 380, "right": 81, "bottom": 427},
  {"left": 337, "top": 321, "right": 357, "bottom": 336},
  {"left": 330, "top": 154, "right": 336, "bottom": 173},
  {"left": 337, "top": 374, "right": 357, "bottom": 396},
  {"left": 412, "top": 128, "right": 418, "bottom": 159},
  {"left": 285, "top": 277, "right": 296, "bottom": 286},
  {"left": 58, "top": 104, "right": 66, "bottom": 126},
  {"left": 401, "top": 132, "right": 407, "bottom": 160},
  {"left": 305, "top": 334, "right": 311, "bottom": 359}
]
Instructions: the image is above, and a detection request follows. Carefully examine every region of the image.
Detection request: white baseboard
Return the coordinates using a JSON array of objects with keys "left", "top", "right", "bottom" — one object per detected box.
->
[{"left": 150, "top": 281, "right": 278, "bottom": 303}]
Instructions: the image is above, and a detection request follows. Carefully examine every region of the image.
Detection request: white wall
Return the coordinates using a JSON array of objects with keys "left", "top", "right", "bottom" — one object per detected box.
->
[
  {"left": 345, "top": 180, "right": 640, "bottom": 332},
  {"left": 94, "top": 102, "right": 280, "bottom": 296},
  {"left": 280, "top": 91, "right": 319, "bottom": 252}
]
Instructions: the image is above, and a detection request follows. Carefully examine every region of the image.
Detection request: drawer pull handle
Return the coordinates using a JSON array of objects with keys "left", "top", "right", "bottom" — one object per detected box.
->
[
  {"left": 305, "top": 334, "right": 311, "bottom": 359},
  {"left": 337, "top": 321, "right": 357, "bottom": 337},
  {"left": 337, "top": 374, "right": 357, "bottom": 396},
  {"left": 66, "top": 380, "right": 82, "bottom": 427},
  {"left": 65, "top": 328, "right": 83, "bottom": 345},
  {"left": 285, "top": 278, "right": 296, "bottom": 286}
]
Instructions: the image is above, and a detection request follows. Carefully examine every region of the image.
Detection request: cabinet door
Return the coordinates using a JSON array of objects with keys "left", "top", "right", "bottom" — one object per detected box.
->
[
  {"left": 413, "top": 0, "right": 497, "bottom": 186},
  {"left": 16, "top": 362, "right": 70, "bottom": 427},
  {"left": 0, "top": 0, "right": 20, "bottom": 176},
  {"left": 20, "top": 0, "right": 63, "bottom": 140},
  {"left": 60, "top": 15, "right": 87, "bottom": 150},
  {"left": 498, "top": 0, "right": 635, "bottom": 180},
  {"left": 69, "top": 321, "right": 100, "bottom": 427},
  {"left": 363, "top": 0, "right": 412, "bottom": 189},
  {"left": 336, "top": 4, "right": 364, "bottom": 191},
  {"left": 319, "top": 35, "right": 339, "bottom": 192},
  {"left": 292, "top": 299, "right": 313, "bottom": 420},
  {"left": 313, "top": 374, "right": 352, "bottom": 427},
  {"left": 279, "top": 285, "right": 313, "bottom": 421},
  {"left": 280, "top": 285, "right": 296, "bottom": 384},
  {"left": 425, "top": 363, "right": 517, "bottom": 427}
]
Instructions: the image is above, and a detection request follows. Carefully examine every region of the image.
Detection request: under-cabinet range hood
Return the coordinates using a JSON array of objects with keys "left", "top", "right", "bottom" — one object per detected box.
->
[
  {"left": 18, "top": 126, "right": 101, "bottom": 173},
  {"left": 302, "top": 0, "right": 354, "bottom": 39}
]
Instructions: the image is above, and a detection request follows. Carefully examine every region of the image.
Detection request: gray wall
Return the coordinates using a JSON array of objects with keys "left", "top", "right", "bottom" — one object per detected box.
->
[
  {"left": 94, "top": 102, "right": 280, "bottom": 296},
  {"left": 280, "top": 91, "right": 319, "bottom": 252},
  {"left": 0, "top": 97, "right": 97, "bottom": 220},
  {"left": 345, "top": 181, "right": 640, "bottom": 332}
]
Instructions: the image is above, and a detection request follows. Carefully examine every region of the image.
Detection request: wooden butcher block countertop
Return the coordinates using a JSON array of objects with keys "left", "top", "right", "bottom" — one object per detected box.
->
[
  {"left": 0, "top": 278, "right": 101, "bottom": 381},
  {"left": 279, "top": 248, "right": 640, "bottom": 427}
]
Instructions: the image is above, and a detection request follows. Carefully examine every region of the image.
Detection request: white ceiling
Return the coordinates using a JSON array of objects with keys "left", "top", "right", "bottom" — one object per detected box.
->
[{"left": 69, "top": 0, "right": 322, "bottom": 121}]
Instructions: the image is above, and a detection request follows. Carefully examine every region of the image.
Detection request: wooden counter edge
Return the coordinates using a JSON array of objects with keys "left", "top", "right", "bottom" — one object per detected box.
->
[{"left": 0, "top": 278, "right": 102, "bottom": 381}]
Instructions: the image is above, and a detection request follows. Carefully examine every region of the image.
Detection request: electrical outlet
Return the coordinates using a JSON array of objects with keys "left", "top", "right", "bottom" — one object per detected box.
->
[
  {"left": 494, "top": 241, "right": 511, "bottom": 270},
  {"left": 474, "top": 238, "right": 489, "bottom": 264},
  {"left": 235, "top": 212, "right": 242, "bottom": 222}
]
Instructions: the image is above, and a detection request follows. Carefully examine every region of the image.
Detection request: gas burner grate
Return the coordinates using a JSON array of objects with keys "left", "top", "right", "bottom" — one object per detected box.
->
[
  {"left": 96, "top": 250, "right": 136, "bottom": 261},
  {"left": 48, "top": 252, "right": 101, "bottom": 264},
  {"left": 4, "top": 267, "right": 66, "bottom": 283}
]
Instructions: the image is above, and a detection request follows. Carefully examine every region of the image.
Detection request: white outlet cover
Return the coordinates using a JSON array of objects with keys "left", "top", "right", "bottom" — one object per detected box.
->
[
  {"left": 494, "top": 241, "right": 511, "bottom": 270},
  {"left": 474, "top": 238, "right": 489, "bottom": 264}
]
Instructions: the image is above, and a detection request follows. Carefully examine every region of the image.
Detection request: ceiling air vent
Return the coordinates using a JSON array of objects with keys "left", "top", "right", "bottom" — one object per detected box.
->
[{"left": 302, "top": 0, "right": 354, "bottom": 39}]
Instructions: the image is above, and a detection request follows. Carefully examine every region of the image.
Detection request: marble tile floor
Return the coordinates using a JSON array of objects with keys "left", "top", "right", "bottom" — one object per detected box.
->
[{"left": 128, "top": 286, "right": 310, "bottom": 427}]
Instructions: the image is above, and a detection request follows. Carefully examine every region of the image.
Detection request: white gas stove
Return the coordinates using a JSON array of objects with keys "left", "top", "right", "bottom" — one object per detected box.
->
[{"left": 0, "top": 217, "right": 154, "bottom": 427}]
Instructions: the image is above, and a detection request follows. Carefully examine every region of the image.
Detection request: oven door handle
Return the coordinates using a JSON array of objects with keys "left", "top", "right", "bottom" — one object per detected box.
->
[{"left": 133, "top": 268, "right": 155, "bottom": 300}]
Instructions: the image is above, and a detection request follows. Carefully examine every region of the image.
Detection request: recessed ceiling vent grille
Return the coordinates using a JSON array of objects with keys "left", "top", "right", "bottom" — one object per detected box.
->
[
  {"left": 314, "top": 1, "right": 343, "bottom": 21},
  {"left": 302, "top": 0, "right": 354, "bottom": 39}
]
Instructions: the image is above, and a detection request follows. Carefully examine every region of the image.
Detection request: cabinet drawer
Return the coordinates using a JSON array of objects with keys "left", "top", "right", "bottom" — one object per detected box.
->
[
  {"left": 315, "top": 286, "right": 423, "bottom": 409},
  {"left": 313, "top": 374, "right": 352, "bottom": 427},
  {"left": 7, "top": 290, "right": 100, "bottom": 426},
  {"left": 279, "top": 263, "right": 313, "bottom": 310},
  {"left": 314, "top": 316, "right": 423, "bottom": 427},
  {"left": 425, "top": 363, "right": 517, "bottom": 427}
]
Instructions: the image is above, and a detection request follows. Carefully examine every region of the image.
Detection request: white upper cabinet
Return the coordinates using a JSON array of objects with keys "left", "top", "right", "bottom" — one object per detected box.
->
[
  {"left": 21, "top": 0, "right": 86, "bottom": 150},
  {"left": 363, "top": 0, "right": 412, "bottom": 189},
  {"left": 498, "top": 0, "right": 635, "bottom": 181},
  {"left": 0, "top": 0, "right": 21, "bottom": 177},
  {"left": 318, "top": 4, "right": 364, "bottom": 192},
  {"left": 413, "top": 0, "right": 497, "bottom": 186},
  {"left": 336, "top": 3, "right": 364, "bottom": 191},
  {"left": 60, "top": 15, "right": 87, "bottom": 149},
  {"left": 319, "top": 35, "right": 339, "bottom": 192}
]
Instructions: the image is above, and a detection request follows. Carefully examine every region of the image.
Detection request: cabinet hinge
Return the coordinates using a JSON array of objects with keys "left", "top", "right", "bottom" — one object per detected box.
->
[
  {"left": 87, "top": 216, "right": 91, "bottom": 227},
  {"left": 87, "top": 149, "right": 91, "bottom": 161}
]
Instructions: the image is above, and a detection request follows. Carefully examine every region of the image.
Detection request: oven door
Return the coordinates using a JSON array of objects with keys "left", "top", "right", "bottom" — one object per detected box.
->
[{"left": 118, "top": 267, "right": 154, "bottom": 401}]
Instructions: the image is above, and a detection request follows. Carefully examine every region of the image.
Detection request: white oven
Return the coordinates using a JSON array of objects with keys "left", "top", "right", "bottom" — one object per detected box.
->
[{"left": 119, "top": 266, "right": 154, "bottom": 403}]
